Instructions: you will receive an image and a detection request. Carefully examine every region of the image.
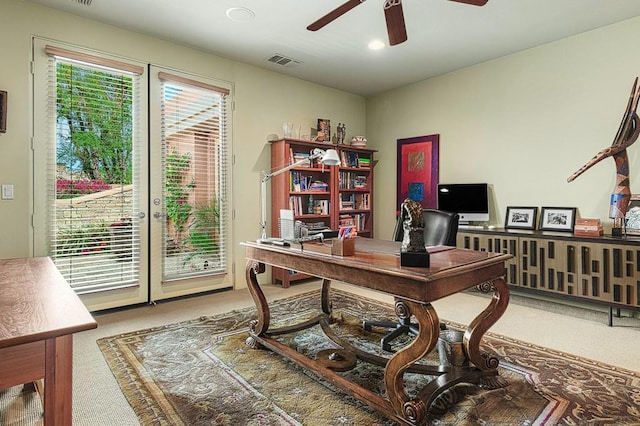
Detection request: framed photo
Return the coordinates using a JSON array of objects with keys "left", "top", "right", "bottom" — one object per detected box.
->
[
  {"left": 624, "top": 195, "right": 640, "bottom": 236},
  {"left": 396, "top": 134, "right": 439, "bottom": 214},
  {"left": 505, "top": 206, "right": 538, "bottom": 229},
  {"left": 539, "top": 207, "right": 577, "bottom": 232},
  {"left": 316, "top": 118, "right": 330, "bottom": 143},
  {"left": 0, "top": 91, "right": 6, "bottom": 133}
]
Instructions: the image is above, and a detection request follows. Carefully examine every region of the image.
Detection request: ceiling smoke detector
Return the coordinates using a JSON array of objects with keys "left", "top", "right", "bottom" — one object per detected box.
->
[{"left": 266, "top": 54, "right": 302, "bottom": 67}]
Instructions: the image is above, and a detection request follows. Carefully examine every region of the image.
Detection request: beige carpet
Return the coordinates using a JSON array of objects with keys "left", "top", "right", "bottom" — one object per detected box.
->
[
  {"left": 1, "top": 280, "right": 640, "bottom": 425},
  {"left": 95, "top": 289, "right": 640, "bottom": 425}
]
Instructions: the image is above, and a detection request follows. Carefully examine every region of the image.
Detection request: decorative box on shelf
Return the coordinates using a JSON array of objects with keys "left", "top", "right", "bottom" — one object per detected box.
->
[{"left": 574, "top": 218, "right": 603, "bottom": 237}]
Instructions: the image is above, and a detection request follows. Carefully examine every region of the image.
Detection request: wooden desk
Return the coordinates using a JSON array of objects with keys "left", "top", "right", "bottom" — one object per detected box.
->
[
  {"left": 242, "top": 238, "right": 512, "bottom": 425},
  {"left": 0, "top": 257, "right": 97, "bottom": 425}
]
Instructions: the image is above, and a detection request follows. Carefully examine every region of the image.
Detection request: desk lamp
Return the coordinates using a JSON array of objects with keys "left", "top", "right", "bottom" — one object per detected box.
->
[{"left": 260, "top": 148, "right": 340, "bottom": 241}]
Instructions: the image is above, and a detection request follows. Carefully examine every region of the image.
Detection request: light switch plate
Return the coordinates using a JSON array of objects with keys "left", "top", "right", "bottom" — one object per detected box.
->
[{"left": 2, "top": 184, "right": 14, "bottom": 200}]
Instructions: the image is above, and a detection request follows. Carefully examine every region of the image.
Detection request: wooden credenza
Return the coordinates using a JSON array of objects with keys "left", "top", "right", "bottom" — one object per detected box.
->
[{"left": 457, "top": 228, "right": 640, "bottom": 324}]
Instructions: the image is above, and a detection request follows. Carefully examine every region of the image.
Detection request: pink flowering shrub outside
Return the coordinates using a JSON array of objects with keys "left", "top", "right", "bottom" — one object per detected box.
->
[{"left": 57, "top": 179, "right": 111, "bottom": 198}]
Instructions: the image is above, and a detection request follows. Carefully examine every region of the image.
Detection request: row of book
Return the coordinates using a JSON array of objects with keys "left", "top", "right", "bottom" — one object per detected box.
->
[
  {"left": 290, "top": 171, "right": 328, "bottom": 192},
  {"left": 338, "top": 213, "right": 367, "bottom": 231},
  {"left": 289, "top": 148, "right": 371, "bottom": 169},
  {"left": 340, "top": 193, "right": 370, "bottom": 210},
  {"left": 289, "top": 149, "right": 321, "bottom": 168},
  {"left": 338, "top": 172, "right": 368, "bottom": 189},
  {"left": 289, "top": 196, "right": 330, "bottom": 216},
  {"left": 341, "top": 151, "right": 371, "bottom": 168}
]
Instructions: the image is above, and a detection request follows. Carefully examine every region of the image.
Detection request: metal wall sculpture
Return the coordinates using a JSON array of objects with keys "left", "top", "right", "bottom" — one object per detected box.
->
[{"left": 567, "top": 77, "right": 640, "bottom": 235}]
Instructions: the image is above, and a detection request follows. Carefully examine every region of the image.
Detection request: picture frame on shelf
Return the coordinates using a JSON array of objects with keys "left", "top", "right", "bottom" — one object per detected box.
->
[
  {"left": 504, "top": 206, "right": 538, "bottom": 229},
  {"left": 316, "top": 118, "right": 330, "bottom": 143},
  {"left": 0, "top": 90, "right": 7, "bottom": 133},
  {"left": 624, "top": 195, "right": 640, "bottom": 236},
  {"left": 396, "top": 134, "right": 439, "bottom": 214},
  {"left": 539, "top": 207, "right": 577, "bottom": 232}
]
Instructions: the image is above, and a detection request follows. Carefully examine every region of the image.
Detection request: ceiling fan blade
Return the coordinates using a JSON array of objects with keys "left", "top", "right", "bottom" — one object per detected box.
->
[
  {"left": 307, "top": 0, "right": 366, "bottom": 31},
  {"left": 384, "top": 0, "right": 407, "bottom": 46},
  {"left": 448, "top": 0, "right": 488, "bottom": 6}
]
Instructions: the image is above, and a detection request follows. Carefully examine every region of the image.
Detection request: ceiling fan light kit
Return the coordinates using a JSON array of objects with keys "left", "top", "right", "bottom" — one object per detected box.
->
[{"left": 308, "top": 0, "right": 488, "bottom": 46}]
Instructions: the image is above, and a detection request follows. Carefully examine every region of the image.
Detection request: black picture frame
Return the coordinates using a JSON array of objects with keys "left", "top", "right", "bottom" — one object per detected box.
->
[
  {"left": 0, "top": 91, "right": 6, "bottom": 133},
  {"left": 539, "top": 207, "right": 577, "bottom": 232},
  {"left": 505, "top": 206, "right": 538, "bottom": 229}
]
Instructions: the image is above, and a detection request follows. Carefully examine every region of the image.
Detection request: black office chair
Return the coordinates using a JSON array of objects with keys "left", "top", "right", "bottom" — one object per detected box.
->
[{"left": 363, "top": 208, "right": 460, "bottom": 352}]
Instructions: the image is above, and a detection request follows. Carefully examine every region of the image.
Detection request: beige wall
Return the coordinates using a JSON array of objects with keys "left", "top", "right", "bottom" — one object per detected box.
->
[
  {"left": 3, "top": 0, "right": 640, "bottom": 288},
  {"left": 367, "top": 16, "right": 640, "bottom": 238},
  {"left": 0, "top": 0, "right": 366, "bottom": 287}
]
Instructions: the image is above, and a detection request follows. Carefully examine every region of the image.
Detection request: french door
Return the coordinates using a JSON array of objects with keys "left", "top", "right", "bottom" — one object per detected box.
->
[
  {"left": 32, "top": 39, "right": 233, "bottom": 311},
  {"left": 148, "top": 66, "right": 233, "bottom": 302}
]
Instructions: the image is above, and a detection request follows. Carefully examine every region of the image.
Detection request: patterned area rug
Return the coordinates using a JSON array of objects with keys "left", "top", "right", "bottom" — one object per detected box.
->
[{"left": 97, "top": 289, "right": 640, "bottom": 425}]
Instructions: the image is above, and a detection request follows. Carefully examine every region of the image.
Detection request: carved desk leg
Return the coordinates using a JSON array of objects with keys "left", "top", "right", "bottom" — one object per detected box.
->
[
  {"left": 320, "top": 278, "right": 333, "bottom": 316},
  {"left": 464, "top": 277, "right": 510, "bottom": 388},
  {"left": 384, "top": 300, "right": 440, "bottom": 425},
  {"left": 245, "top": 260, "right": 268, "bottom": 349}
]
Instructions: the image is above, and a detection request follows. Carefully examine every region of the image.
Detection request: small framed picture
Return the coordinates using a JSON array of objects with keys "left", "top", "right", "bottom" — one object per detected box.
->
[
  {"left": 539, "top": 207, "right": 577, "bottom": 232},
  {"left": 625, "top": 195, "right": 640, "bottom": 236},
  {"left": 505, "top": 206, "right": 538, "bottom": 229},
  {"left": 317, "top": 118, "right": 330, "bottom": 143},
  {"left": 0, "top": 91, "right": 6, "bottom": 133}
]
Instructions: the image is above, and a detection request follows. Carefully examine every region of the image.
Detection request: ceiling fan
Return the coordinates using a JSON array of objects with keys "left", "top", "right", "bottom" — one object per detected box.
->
[{"left": 307, "top": 0, "right": 489, "bottom": 46}]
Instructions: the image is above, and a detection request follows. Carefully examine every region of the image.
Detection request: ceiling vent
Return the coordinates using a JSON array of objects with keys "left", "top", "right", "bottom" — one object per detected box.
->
[
  {"left": 266, "top": 54, "right": 302, "bottom": 67},
  {"left": 73, "top": 0, "right": 92, "bottom": 5}
]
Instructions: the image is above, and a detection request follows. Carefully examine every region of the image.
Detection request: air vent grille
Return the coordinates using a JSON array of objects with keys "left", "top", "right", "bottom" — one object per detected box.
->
[
  {"left": 73, "top": 0, "right": 93, "bottom": 6},
  {"left": 266, "top": 54, "right": 302, "bottom": 67}
]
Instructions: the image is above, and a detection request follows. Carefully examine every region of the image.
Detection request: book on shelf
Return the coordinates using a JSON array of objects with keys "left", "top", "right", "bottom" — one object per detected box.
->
[
  {"left": 290, "top": 195, "right": 330, "bottom": 216},
  {"left": 340, "top": 193, "right": 369, "bottom": 210},
  {"left": 358, "top": 157, "right": 370, "bottom": 168},
  {"left": 339, "top": 171, "right": 369, "bottom": 190},
  {"left": 309, "top": 180, "right": 328, "bottom": 191},
  {"left": 338, "top": 213, "right": 366, "bottom": 231},
  {"left": 290, "top": 149, "right": 321, "bottom": 168},
  {"left": 340, "top": 151, "right": 370, "bottom": 168},
  {"left": 290, "top": 172, "right": 329, "bottom": 192},
  {"left": 356, "top": 193, "right": 369, "bottom": 210}
]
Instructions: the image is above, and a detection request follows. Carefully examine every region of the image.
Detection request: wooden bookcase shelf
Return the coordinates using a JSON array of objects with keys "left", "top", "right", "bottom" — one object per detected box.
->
[
  {"left": 268, "top": 138, "right": 376, "bottom": 287},
  {"left": 458, "top": 228, "right": 640, "bottom": 325}
]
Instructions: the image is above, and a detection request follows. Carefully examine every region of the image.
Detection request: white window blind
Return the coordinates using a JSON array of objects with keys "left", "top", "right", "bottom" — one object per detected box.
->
[
  {"left": 159, "top": 72, "right": 228, "bottom": 280},
  {"left": 45, "top": 46, "right": 143, "bottom": 294}
]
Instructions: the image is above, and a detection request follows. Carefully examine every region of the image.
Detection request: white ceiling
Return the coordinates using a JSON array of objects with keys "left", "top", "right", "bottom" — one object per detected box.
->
[{"left": 26, "top": 0, "right": 640, "bottom": 96}]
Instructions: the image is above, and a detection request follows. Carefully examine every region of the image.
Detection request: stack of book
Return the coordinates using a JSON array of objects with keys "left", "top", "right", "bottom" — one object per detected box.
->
[{"left": 574, "top": 218, "right": 603, "bottom": 237}]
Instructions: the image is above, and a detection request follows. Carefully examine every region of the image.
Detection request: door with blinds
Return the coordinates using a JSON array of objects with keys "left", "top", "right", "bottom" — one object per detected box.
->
[
  {"left": 33, "top": 39, "right": 233, "bottom": 311},
  {"left": 32, "top": 39, "right": 150, "bottom": 311},
  {"left": 148, "top": 66, "right": 233, "bottom": 301}
]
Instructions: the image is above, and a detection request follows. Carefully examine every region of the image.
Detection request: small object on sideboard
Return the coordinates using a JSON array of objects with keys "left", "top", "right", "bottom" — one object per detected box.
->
[{"left": 574, "top": 218, "right": 603, "bottom": 236}]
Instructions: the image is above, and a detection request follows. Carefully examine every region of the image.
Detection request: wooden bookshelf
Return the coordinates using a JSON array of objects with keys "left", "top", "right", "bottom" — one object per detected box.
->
[{"left": 268, "top": 138, "right": 376, "bottom": 287}]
